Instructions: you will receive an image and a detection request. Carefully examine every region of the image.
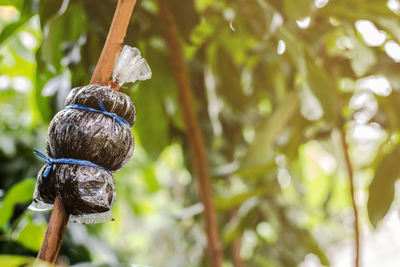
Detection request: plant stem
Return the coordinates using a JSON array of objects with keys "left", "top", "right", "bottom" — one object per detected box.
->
[
  {"left": 36, "top": 0, "right": 137, "bottom": 263},
  {"left": 340, "top": 127, "right": 360, "bottom": 267},
  {"left": 229, "top": 209, "right": 245, "bottom": 267},
  {"left": 90, "top": 0, "right": 137, "bottom": 85},
  {"left": 157, "top": 0, "right": 223, "bottom": 266},
  {"left": 36, "top": 195, "right": 69, "bottom": 264}
]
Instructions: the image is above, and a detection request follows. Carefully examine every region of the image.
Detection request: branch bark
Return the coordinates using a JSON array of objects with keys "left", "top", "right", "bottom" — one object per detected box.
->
[
  {"left": 157, "top": 0, "right": 223, "bottom": 266},
  {"left": 340, "top": 127, "right": 360, "bottom": 267},
  {"left": 36, "top": 0, "right": 137, "bottom": 263},
  {"left": 90, "top": 0, "right": 137, "bottom": 85},
  {"left": 36, "top": 195, "right": 69, "bottom": 264}
]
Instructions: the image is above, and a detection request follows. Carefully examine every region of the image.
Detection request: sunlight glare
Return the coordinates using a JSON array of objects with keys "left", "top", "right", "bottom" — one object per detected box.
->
[
  {"left": 19, "top": 31, "right": 37, "bottom": 50},
  {"left": 223, "top": 8, "right": 235, "bottom": 21},
  {"left": 300, "top": 87, "right": 323, "bottom": 121},
  {"left": 241, "top": 230, "right": 258, "bottom": 260},
  {"left": 305, "top": 141, "right": 337, "bottom": 175},
  {"left": 336, "top": 36, "right": 354, "bottom": 50},
  {"left": 351, "top": 122, "right": 383, "bottom": 143},
  {"left": 299, "top": 253, "right": 323, "bottom": 267},
  {"left": 0, "top": 75, "right": 11, "bottom": 90},
  {"left": 384, "top": 40, "right": 400, "bottom": 62},
  {"left": 314, "top": 0, "right": 329, "bottom": 8},
  {"left": 296, "top": 16, "right": 311, "bottom": 29},
  {"left": 387, "top": 0, "right": 400, "bottom": 13},
  {"left": 357, "top": 75, "right": 392, "bottom": 96},
  {"left": 256, "top": 222, "right": 277, "bottom": 243},
  {"left": 278, "top": 168, "right": 292, "bottom": 189},
  {"left": 271, "top": 13, "right": 283, "bottom": 32},
  {"left": 0, "top": 6, "right": 18, "bottom": 21},
  {"left": 12, "top": 76, "right": 31, "bottom": 93},
  {"left": 277, "top": 40, "right": 286, "bottom": 55},
  {"left": 349, "top": 92, "right": 377, "bottom": 123},
  {"left": 355, "top": 20, "right": 386, "bottom": 47}
]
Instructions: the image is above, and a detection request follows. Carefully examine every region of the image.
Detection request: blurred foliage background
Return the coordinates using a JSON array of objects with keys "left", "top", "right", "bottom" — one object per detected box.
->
[{"left": 2, "top": 0, "right": 400, "bottom": 266}]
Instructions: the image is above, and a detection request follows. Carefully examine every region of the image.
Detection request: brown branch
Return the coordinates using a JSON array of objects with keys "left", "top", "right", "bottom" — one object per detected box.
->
[
  {"left": 157, "top": 0, "right": 223, "bottom": 266},
  {"left": 340, "top": 127, "right": 360, "bottom": 267},
  {"left": 36, "top": 195, "right": 69, "bottom": 264},
  {"left": 90, "top": 0, "right": 137, "bottom": 84},
  {"left": 230, "top": 237, "right": 244, "bottom": 267},
  {"left": 228, "top": 209, "right": 245, "bottom": 267},
  {"left": 37, "top": 0, "right": 137, "bottom": 263}
]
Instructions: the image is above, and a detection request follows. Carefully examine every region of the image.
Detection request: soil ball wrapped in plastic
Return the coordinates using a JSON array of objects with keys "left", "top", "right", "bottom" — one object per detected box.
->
[
  {"left": 32, "top": 162, "right": 115, "bottom": 224},
  {"left": 47, "top": 107, "right": 134, "bottom": 171},
  {"left": 30, "top": 165, "right": 56, "bottom": 211},
  {"left": 29, "top": 46, "right": 152, "bottom": 224},
  {"left": 65, "top": 84, "right": 136, "bottom": 126},
  {"left": 54, "top": 164, "right": 116, "bottom": 223}
]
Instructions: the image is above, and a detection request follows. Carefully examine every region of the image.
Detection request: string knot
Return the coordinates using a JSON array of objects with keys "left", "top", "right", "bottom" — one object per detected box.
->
[
  {"left": 34, "top": 149, "right": 54, "bottom": 177},
  {"left": 65, "top": 100, "right": 129, "bottom": 130},
  {"left": 33, "top": 149, "right": 112, "bottom": 178},
  {"left": 96, "top": 100, "right": 128, "bottom": 129}
]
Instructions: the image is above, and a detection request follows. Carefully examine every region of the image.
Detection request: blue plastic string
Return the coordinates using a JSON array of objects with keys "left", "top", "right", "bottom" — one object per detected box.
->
[
  {"left": 34, "top": 149, "right": 112, "bottom": 178},
  {"left": 65, "top": 100, "right": 130, "bottom": 130}
]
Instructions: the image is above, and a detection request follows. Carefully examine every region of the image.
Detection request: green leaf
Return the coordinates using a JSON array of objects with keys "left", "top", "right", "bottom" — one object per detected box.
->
[
  {"left": 278, "top": 27, "right": 337, "bottom": 123},
  {"left": 367, "top": 145, "right": 400, "bottom": 227},
  {"left": 0, "top": 178, "right": 36, "bottom": 229},
  {"left": 236, "top": 0, "right": 273, "bottom": 38},
  {"left": 40, "top": 2, "right": 87, "bottom": 72},
  {"left": 304, "top": 52, "right": 337, "bottom": 123},
  {"left": 0, "top": 255, "right": 35, "bottom": 267},
  {"left": 0, "top": 0, "right": 35, "bottom": 44},
  {"left": 297, "top": 228, "right": 329, "bottom": 266},
  {"left": 132, "top": 45, "right": 176, "bottom": 159},
  {"left": 216, "top": 46, "right": 248, "bottom": 111},
  {"left": 38, "top": 0, "right": 64, "bottom": 27},
  {"left": 0, "top": 0, "right": 23, "bottom": 10},
  {"left": 143, "top": 164, "right": 160, "bottom": 193},
  {"left": 33, "top": 52, "right": 52, "bottom": 122},
  {"left": 134, "top": 82, "right": 169, "bottom": 159},
  {"left": 240, "top": 91, "right": 299, "bottom": 168},
  {"left": 223, "top": 197, "right": 260, "bottom": 245},
  {"left": 16, "top": 216, "right": 47, "bottom": 251},
  {"left": 214, "top": 185, "right": 279, "bottom": 210}
]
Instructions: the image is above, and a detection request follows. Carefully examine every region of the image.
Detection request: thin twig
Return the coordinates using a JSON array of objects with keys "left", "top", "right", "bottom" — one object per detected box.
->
[
  {"left": 340, "top": 127, "right": 360, "bottom": 267},
  {"left": 157, "top": 0, "right": 223, "bottom": 266},
  {"left": 229, "top": 209, "right": 245, "bottom": 267},
  {"left": 36, "top": 0, "right": 137, "bottom": 263}
]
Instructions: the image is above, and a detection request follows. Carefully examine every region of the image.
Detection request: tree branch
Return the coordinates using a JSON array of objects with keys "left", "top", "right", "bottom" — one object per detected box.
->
[
  {"left": 36, "top": 0, "right": 137, "bottom": 263},
  {"left": 340, "top": 127, "right": 361, "bottom": 267},
  {"left": 229, "top": 209, "right": 245, "bottom": 267},
  {"left": 36, "top": 195, "right": 69, "bottom": 264},
  {"left": 90, "top": 0, "right": 137, "bottom": 84},
  {"left": 157, "top": 0, "right": 223, "bottom": 266}
]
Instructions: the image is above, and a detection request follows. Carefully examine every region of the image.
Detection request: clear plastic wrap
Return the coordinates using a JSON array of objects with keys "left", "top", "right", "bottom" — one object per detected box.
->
[
  {"left": 29, "top": 165, "right": 56, "bottom": 211},
  {"left": 30, "top": 46, "right": 151, "bottom": 224},
  {"left": 70, "top": 211, "right": 115, "bottom": 224},
  {"left": 31, "top": 163, "right": 116, "bottom": 222},
  {"left": 54, "top": 164, "right": 116, "bottom": 215},
  {"left": 47, "top": 108, "right": 134, "bottom": 171},
  {"left": 65, "top": 84, "right": 137, "bottom": 126},
  {"left": 112, "top": 45, "right": 152, "bottom": 85}
]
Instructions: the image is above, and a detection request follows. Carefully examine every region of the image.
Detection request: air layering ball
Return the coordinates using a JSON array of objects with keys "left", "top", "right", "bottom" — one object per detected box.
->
[{"left": 30, "top": 46, "right": 152, "bottom": 224}]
